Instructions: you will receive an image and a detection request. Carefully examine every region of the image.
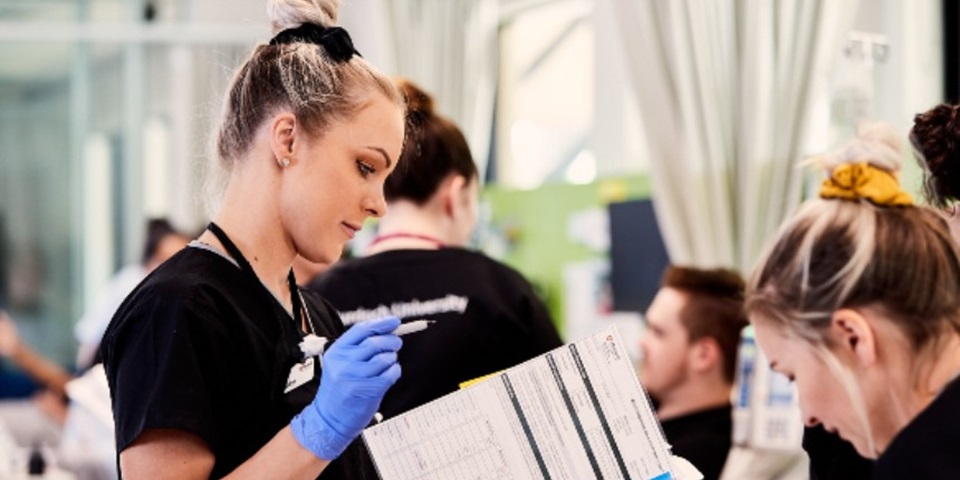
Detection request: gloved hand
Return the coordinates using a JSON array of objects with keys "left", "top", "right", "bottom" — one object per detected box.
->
[{"left": 290, "top": 316, "right": 402, "bottom": 460}]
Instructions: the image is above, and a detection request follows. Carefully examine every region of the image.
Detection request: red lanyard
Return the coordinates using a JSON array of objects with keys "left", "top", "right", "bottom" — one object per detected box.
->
[{"left": 369, "top": 232, "right": 445, "bottom": 249}]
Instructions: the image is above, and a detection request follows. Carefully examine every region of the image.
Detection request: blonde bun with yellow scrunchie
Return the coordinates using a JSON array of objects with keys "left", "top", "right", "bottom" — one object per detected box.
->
[
  {"left": 816, "top": 123, "right": 914, "bottom": 207},
  {"left": 820, "top": 162, "right": 913, "bottom": 206}
]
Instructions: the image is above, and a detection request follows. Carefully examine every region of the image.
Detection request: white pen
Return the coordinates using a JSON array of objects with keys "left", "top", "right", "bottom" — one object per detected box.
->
[
  {"left": 392, "top": 319, "right": 435, "bottom": 336},
  {"left": 366, "top": 320, "right": 433, "bottom": 427}
]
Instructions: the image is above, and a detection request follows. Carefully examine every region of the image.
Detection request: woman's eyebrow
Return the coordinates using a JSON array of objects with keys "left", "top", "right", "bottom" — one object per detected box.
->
[{"left": 364, "top": 146, "right": 392, "bottom": 168}]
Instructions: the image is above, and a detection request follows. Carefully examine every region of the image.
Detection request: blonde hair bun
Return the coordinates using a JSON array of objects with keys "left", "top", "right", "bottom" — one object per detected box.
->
[
  {"left": 268, "top": 0, "right": 340, "bottom": 35},
  {"left": 821, "top": 122, "right": 903, "bottom": 173}
]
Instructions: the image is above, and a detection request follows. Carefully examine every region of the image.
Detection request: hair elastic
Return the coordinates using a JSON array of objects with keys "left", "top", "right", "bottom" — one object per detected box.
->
[
  {"left": 819, "top": 162, "right": 913, "bottom": 206},
  {"left": 269, "top": 24, "right": 359, "bottom": 62}
]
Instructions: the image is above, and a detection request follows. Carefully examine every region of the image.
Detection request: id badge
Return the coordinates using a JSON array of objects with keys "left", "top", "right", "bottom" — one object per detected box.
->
[{"left": 284, "top": 356, "right": 315, "bottom": 393}]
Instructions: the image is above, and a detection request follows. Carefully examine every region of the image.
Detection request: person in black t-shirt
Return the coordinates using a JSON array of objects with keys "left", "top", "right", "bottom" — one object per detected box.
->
[
  {"left": 100, "top": 1, "right": 409, "bottom": 478},
  {"left": 309, "top": 79, "right": 563, "bottom": 419},
  {"left": 638, "top": 266, "right": 746, "bottom": 480},
  {"left": 746, "top": 124, "right": 960, "bottom": 479}
]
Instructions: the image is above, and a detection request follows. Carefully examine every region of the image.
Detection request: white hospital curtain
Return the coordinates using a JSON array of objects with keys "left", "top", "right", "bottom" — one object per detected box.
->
[
  {"left": 612, "top": 0, "right": 859, "bottom": 271},
  {"left": 381, "top": 0, "right": 499, "bottom": 180}
]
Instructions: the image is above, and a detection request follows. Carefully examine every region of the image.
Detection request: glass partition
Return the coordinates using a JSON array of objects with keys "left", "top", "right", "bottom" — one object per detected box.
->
[{"left": 0, "top": 1, "right": 258, "bottom": 367}]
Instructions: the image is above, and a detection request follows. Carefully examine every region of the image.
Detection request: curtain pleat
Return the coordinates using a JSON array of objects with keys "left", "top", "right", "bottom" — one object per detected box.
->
[
  {"left": 613, "top": 0, "right": 859, "bottom": 272},
  {"left": 381, "top": 0, "right": 498, "bottom": 181}
]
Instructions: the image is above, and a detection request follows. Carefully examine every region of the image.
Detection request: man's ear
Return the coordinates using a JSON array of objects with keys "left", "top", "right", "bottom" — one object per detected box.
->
[
  {"left": 270, "top": 112, "right": 298, "bottom": 165},
  {"left": 829, "top": 308, "right": 878, "bottom": 368},
  {"left": 689, "top": 337, "right": 721, "bottom": 374}
]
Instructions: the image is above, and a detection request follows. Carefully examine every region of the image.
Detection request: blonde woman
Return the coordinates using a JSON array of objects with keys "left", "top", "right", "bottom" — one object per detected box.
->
[
  {"left": 100, "top": 0, "right": 406, "bottom": 478},
  {"left": 746, "top": 124, "right": 960, "bottom": 479}
]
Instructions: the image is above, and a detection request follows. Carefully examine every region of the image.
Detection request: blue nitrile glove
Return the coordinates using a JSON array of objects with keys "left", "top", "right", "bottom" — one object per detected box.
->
[{"left": 290, "top": 316, "right": 402, "bottom": 460}]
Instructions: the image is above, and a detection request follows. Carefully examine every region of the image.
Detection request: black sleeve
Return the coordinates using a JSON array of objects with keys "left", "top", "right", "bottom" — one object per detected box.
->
[{"left": 105, "top": 288, "right": 233, "bottom": 454}]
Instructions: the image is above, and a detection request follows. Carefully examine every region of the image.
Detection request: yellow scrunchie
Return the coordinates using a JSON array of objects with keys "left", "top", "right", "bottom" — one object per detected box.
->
[{"left": 819, "top": 162, "right": 913, "bottom": 206}]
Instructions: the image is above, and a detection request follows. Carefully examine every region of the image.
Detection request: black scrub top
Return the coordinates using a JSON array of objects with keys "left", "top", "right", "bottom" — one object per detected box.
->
[
  {"left": 873, "top": 376, "right": 960, "bottom": 479},
  {"left": 309, "top": 248, "right": 564, "bottom": 419},
  {"left": 101, "top": 245, "right": 375, "bottom": 479}
]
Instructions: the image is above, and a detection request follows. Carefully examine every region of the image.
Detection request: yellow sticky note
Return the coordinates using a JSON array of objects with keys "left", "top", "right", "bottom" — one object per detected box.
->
[{"left": 458, "top": 370, "right": 504, "bottom": 389}]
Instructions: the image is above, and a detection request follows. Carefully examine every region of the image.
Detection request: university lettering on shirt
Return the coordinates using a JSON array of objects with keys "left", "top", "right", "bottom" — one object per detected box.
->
[{"left": 338, "top": 294, "right": 469, "bottom": 325}]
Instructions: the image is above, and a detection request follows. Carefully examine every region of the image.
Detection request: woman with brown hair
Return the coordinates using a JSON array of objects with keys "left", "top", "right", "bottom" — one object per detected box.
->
[{"left": 910, "top": 102, "right": 960, "bottom": 240}]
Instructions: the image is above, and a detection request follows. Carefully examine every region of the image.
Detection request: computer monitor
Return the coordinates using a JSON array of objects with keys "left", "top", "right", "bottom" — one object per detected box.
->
[{"left": 608, "top": 199, "right": 670, "bottom": 313}]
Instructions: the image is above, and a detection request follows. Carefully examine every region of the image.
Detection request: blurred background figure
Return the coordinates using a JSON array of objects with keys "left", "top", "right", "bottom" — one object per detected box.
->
[
  {"left": 910, "top": 102, "right": 960, "bottom": 241},
  {"left": 0, "top": 311, "right": 73, "bottom": 401},
  {"left": 0, "top": 315, "right": 117, "bottom": 480},
  {"left": 638, "top": 265, "right": 747, "bottom": 480},
  {"left": 308, "top": 78, "right": 563, "bottom": 418},
  {"left": 0, "top": 310, "right": 71, "bottom": 465},
  {"left": 0, "top": 217, "right": 188, "bottom": 480},
  {"left": 0, "top": 218, "right": 188, "bottom": 398},
  {"left": 75, "top": 218, "right": 189, "bottom": 370}
]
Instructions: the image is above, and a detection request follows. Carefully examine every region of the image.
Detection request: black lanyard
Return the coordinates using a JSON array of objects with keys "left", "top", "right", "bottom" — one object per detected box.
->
[
  {"left": 206, "top": 222, "right": 308, "bottom": 332},
  {"left": 206, "top": 222, "right": 321, "bottom": 402}
]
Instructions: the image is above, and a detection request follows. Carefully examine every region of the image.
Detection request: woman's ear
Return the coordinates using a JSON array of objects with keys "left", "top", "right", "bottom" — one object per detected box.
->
[
  {"left": 829, "top": 308, "right": 878, "bottom": 368},
  {"left": 442, "top": 174, "right": 468, "bottom": 218},
  {"left": 270, "top": 112, "right": 297, "bottom": 166}
]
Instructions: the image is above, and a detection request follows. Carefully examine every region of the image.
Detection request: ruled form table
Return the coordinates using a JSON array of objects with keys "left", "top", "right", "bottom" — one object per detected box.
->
[{"left": 363, "top": 327, "right": 681, "bottom": 480}]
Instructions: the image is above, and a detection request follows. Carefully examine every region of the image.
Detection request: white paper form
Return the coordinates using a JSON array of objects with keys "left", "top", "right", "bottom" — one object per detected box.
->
[{"left": 362, "top": 326, "right": 675, "bottom": 480}]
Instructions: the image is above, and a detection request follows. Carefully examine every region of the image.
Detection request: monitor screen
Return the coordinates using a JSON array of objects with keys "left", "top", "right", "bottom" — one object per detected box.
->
[{"left": 608, "top": 199, "right": 670, "bottom": 313}]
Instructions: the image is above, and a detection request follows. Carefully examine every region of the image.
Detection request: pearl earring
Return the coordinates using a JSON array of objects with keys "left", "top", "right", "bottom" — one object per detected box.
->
[{"left": 278, "top": 157, "right": 291, "bottom": 168}]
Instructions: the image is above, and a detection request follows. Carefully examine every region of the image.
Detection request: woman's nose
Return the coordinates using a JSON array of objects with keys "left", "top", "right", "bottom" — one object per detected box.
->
[{"left": 363, "top": 193, "right": 386, "bottom": 218}]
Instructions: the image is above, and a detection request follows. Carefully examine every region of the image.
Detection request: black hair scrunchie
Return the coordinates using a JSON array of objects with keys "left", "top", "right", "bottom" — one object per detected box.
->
[{"left": 269, "top": 24, "right": 360, "bottom": 62}]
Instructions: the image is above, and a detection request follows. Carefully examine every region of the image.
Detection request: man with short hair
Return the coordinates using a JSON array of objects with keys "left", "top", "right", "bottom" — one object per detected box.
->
[{"left": 639, "top": 265, "right": 747, "bottom": 480}]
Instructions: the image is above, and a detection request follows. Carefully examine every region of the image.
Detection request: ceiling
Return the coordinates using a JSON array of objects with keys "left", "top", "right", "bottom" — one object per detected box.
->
[
  {"left": 0, "top": 0, "right": 130, "bottom": 90},
  {"left": 0, "top": 0, "right": 266, "bottom": 98}
]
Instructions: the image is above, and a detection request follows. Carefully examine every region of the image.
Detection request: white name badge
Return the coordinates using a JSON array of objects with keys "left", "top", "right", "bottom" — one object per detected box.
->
[{"left": 284, "top": 356, "right": 315, "bottom": 394}]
